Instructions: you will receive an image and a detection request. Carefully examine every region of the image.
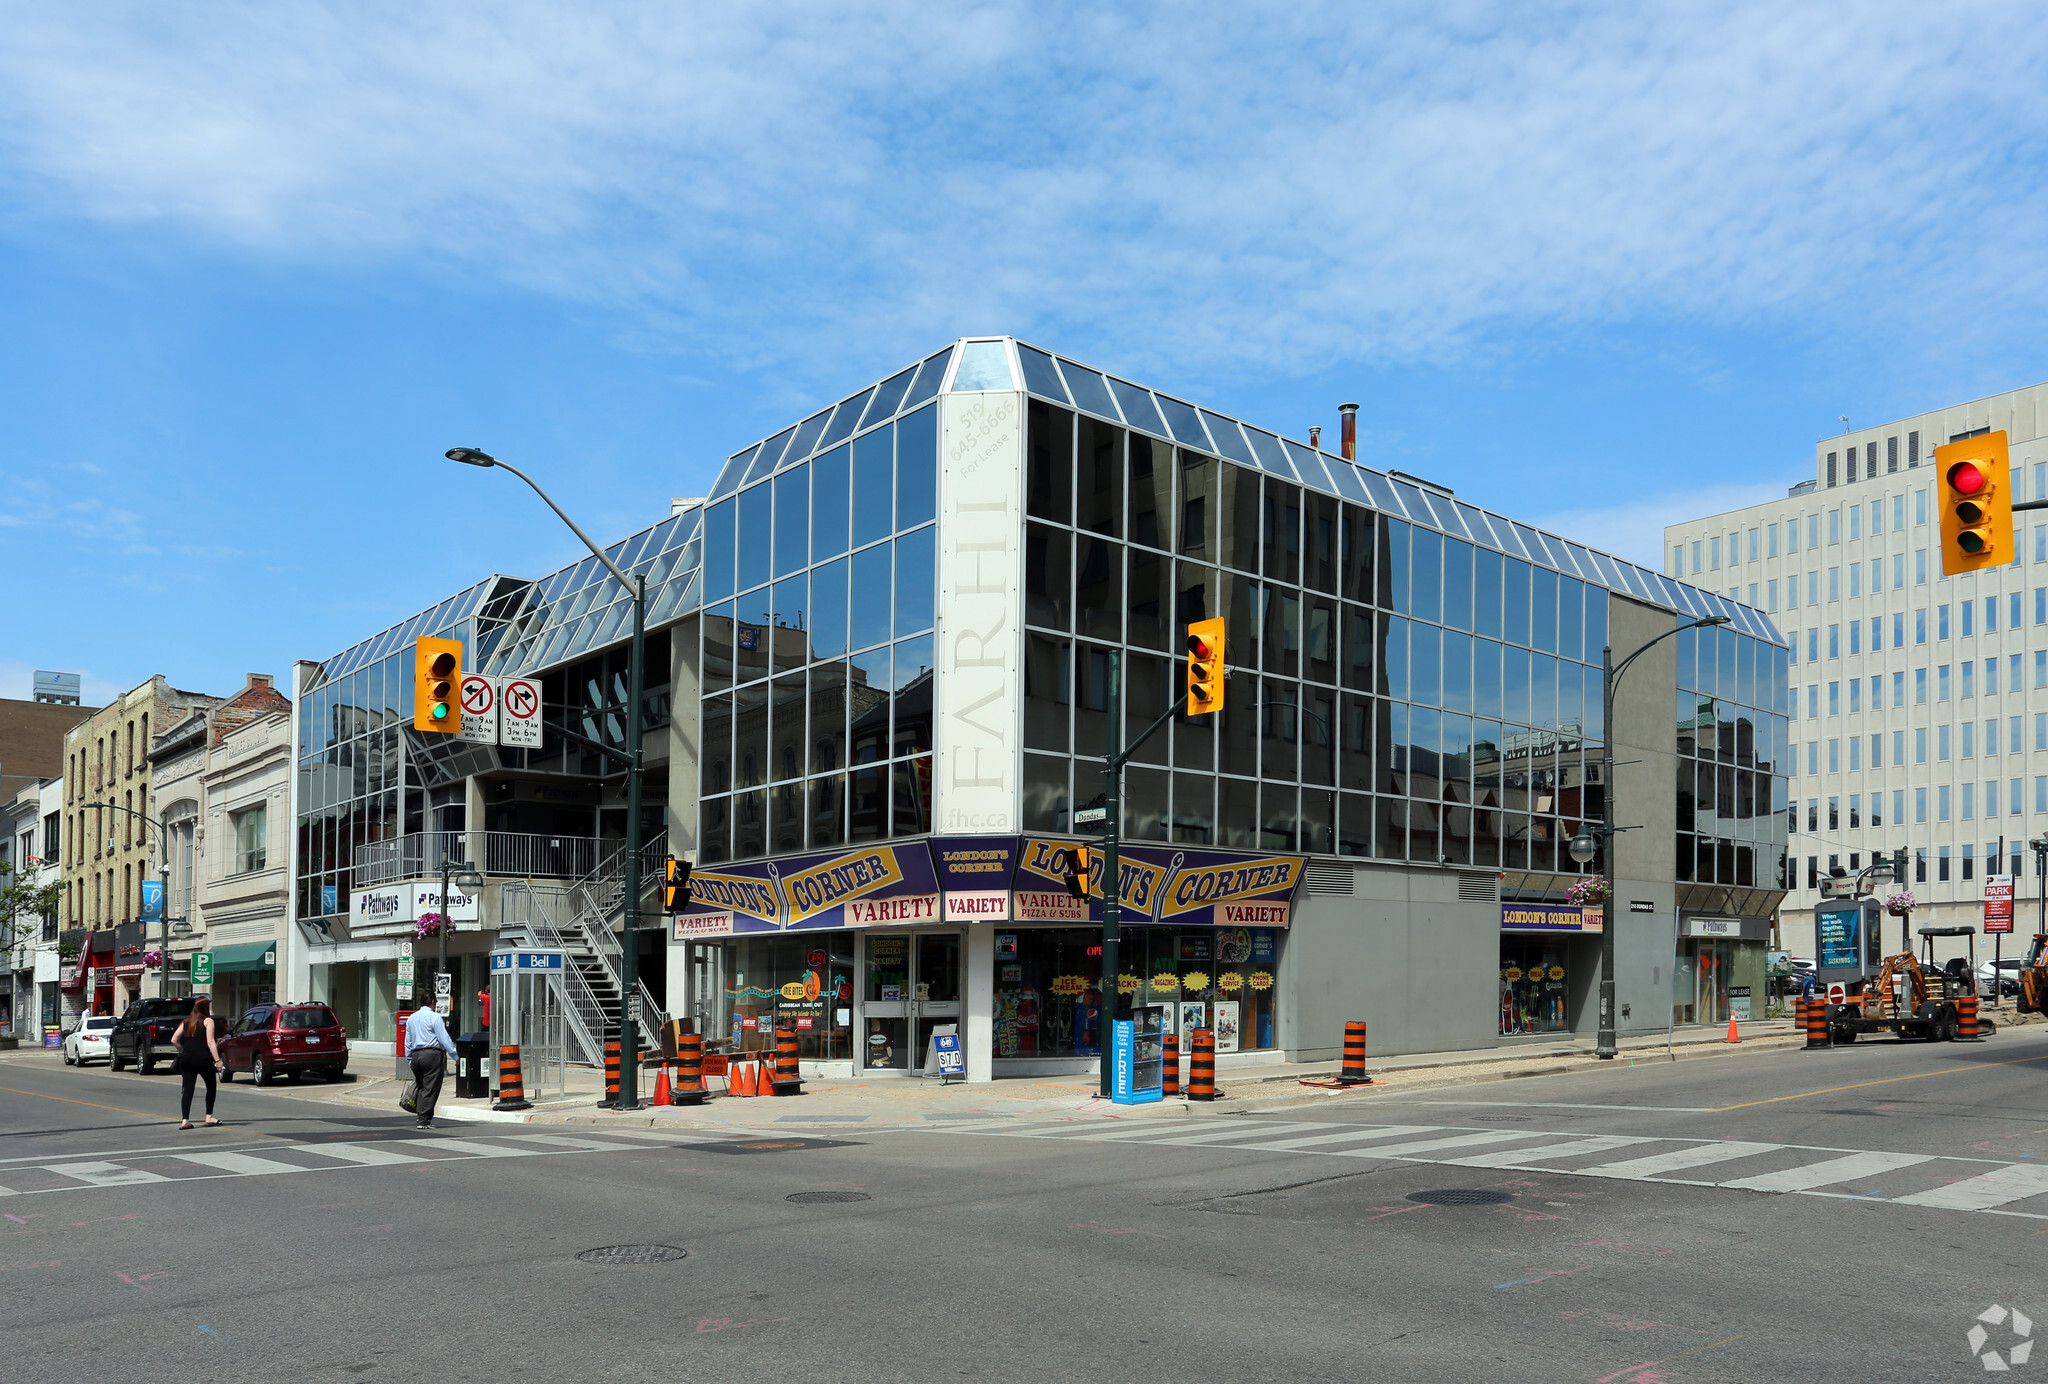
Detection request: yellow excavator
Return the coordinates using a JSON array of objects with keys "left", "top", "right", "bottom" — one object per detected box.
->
[{"left": 2017, "top": 933, "right": 2048, "bottom": 1014}]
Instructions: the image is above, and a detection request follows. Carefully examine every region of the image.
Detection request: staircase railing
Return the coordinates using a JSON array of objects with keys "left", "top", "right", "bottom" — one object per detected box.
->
[
  {"left": 553, "top": 828, "right": 671, "bottom": 1052},
  {"left": 497, "top": 883, "right": 609, "bottom": 1067}
]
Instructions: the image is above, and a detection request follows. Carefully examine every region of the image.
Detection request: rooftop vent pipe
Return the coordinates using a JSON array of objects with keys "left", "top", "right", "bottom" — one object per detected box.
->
[{"left": 1339, "top": 402, "right": 1359, "bottom": 461}]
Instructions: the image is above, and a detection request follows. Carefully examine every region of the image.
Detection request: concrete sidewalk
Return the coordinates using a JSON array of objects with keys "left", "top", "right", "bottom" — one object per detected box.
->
[{"left": 292, "top": 1018, "right": 1827, "bottom": 1132}]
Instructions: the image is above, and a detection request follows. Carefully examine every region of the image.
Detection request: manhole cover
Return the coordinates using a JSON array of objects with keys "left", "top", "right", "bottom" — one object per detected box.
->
[
  {"left": 577, "top": 1244, "right": 688, "bottom": 1264},
  {"left": 785, "top": 1190, "right": 872, "bottom": 1204},
  {"left": 1406, "top": 1189, "right": 1516, "bottom": 1206},
  {"left": 1472, "top": 1115, "right": 1532, "bottom": 1123}
]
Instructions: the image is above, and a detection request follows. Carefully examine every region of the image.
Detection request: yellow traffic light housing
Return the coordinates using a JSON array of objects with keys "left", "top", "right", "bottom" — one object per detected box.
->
[
  {"left": 1937, "top": 430, "right": 2011, "bottom": 576},
  {"left": 662, "top": 857, "right": 693, "bottom": 911},
  {"left": 1064, "top": 845, "right": 1092, "bottom": 899},
  {"left": 1185, "top": 618, "right": 1225, "bottom": 714},
  {"left": 413, "top": 636, "right": 463, "bottom": 733}
]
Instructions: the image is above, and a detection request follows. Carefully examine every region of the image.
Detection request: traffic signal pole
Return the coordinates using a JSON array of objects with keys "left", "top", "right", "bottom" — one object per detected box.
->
[
  {"left": 1093, "top": 654, "right": 1197, "bottom": 1098},
  {"left": 447, "top": 447, "right": 651, "bottom": 1110}
]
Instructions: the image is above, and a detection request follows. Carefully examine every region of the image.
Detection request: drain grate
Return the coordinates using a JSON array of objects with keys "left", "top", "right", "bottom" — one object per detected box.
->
[
  {"left": 786, "top": 1190, "right": 872, "bottom": 1204},
  {"left": 577, "top": 1244, "right": 688, "bottom": 1264},
  {"left": 1407, "top": 1189, "right": 1515, "bottom": 1206}
]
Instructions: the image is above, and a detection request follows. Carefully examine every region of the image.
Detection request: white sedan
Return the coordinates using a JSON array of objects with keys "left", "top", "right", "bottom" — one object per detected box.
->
[{"left": 62, "top": 1016, "right": 115, "bottom": 1066}]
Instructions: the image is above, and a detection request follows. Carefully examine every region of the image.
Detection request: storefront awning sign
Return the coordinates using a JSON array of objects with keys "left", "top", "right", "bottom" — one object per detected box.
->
[
  {"left": 675, "top": 842, "right": 941, "bottom": 934},
  {"left": 1500, "top": 903, "right": 1601, "bottom": 933}
]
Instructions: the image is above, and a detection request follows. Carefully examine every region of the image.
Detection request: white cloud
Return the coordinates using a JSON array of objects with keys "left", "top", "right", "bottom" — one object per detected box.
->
[{"left": 1, "top": 2, "right": 2043, "bottom": 379}]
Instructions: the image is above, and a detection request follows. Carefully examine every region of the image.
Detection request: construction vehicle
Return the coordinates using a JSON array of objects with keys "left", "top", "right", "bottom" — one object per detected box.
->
[
  {"left": 1811, "top": 898, "right": 1994, "bottom": 1043},
  {"left": 2016, "top": 932, "right": 2048, "bottom": 1014}
]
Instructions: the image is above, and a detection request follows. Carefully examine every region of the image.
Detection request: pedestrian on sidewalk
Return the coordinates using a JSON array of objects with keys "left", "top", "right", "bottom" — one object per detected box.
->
[
  {"left": 174, "top": 996, "right": 224, "bottom": 1130},
  {"left": 405, "top": 1003, "right": 459, "bottom": 1129}
]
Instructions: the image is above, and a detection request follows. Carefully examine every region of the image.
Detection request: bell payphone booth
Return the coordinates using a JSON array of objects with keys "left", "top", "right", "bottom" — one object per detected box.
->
[{"left": 488, "top": 948, "right": 570, "bottom": 1100}]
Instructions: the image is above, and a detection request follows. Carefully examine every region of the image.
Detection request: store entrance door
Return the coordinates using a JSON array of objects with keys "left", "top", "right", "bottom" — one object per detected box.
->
[{"left": 862, "top": 931, "right": 963, "bottom": 1074}]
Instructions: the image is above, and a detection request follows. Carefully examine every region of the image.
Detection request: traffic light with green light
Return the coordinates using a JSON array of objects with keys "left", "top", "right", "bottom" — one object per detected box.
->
[{"left": 413, "top": 636, "right": 463, "bottom": 733}]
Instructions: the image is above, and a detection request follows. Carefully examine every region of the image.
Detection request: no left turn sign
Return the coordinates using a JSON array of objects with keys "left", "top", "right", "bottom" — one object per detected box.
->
[{"left": 456, "top": 674, "right": 498, "bottom": 744}]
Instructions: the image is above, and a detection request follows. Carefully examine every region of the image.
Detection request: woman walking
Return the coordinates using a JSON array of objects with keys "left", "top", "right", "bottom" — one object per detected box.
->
[{"left": 175, "top": 996, "right": 224, "bottom": 1129}]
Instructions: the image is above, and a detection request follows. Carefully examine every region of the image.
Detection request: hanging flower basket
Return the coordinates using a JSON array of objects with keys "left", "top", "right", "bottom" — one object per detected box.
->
[
  {"left": 1885, "top": 891, "right": 1916, "bottom": 917},
  {"left": 1564, "top": 878, "right": 1610, "bottom": 908},
  {"left": 142, "top": 949, "right": 165, "bottom": 969},
  {"left": 415, "top": 912, "right": 446, "bottom": 939}
]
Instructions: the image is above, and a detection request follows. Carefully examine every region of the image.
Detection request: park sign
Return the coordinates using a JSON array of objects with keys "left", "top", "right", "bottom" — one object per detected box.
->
[
  {"left": 191, "top": 951, "right": 213, "bottom": 985},
  {"left": 1984, "top": 874, "right": 2015, "bottom": 935}
]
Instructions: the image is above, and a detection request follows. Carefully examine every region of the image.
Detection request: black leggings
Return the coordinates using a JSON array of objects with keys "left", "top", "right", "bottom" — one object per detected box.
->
[{"left": 180, "top": 1064, "right": 217, "bottom": 1119}]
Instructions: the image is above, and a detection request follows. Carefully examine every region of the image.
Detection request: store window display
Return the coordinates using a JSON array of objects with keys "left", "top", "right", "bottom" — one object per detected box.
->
[
  {"left": 994, "top": 926, "right": 1283, "bottom": 1060},
  {"left": 681, "top": 934, "right": 854, "bottom": 1062},
  {"left": 1499, "top": 939, "right": 1572, "bottom": 1035}
]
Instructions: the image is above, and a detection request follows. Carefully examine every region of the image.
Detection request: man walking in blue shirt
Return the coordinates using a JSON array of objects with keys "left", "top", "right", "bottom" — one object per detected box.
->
[{"left": 405, "top": 1004, "right": 460, "bottom": 1129}]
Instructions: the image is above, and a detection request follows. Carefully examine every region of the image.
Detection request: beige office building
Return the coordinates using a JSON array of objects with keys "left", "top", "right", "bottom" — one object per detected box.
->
[{"left": 1665, "top": 381, "right": 2048, "bottom": 965}]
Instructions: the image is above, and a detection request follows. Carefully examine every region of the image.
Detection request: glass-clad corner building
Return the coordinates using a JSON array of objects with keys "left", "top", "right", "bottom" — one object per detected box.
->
[{"left": 288, "top": 337, "right": 1790, "bottom": 1079}]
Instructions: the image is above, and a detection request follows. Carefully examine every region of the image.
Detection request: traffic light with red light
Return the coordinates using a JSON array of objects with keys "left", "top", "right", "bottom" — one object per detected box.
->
[
  {"left": 413, "top": 636, "right": 464, "bottom": 733},
  {"left": 662, "top": 857, "right": 693, "bottom": 912},
  {"left": 1937, "top": 430, "right": 2011, "bottom": 576},
  {"left": 1185, "top": 617, "right": 1225, "bottom": 714},
  {"left": 1064, "top": 845, "right": 1092, "bottom": 899}
]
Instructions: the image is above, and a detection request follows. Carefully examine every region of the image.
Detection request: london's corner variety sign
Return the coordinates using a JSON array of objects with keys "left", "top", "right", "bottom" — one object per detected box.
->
[
  {"left": 1499, "top": 903, "right": 1603, "bottom": 934},
  {"left": 672, "top": 836, "right": 1305, "bottom": 936}
]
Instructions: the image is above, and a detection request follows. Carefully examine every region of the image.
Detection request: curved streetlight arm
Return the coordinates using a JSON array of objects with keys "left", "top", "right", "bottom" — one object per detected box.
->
[{"left": 465, "top": 453, "right": 637, "bottom": 600}]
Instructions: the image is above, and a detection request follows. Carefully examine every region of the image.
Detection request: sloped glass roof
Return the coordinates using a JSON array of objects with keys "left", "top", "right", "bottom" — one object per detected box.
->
[{"left": 316, "top": 336, "right": 1779, "bottom": 685}]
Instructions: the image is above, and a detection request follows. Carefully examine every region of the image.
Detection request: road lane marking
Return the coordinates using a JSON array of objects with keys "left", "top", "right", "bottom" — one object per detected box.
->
[
  {"left": 1718, "top": 1151, "right": 1935, "bottom": 1192},
  {"left": 1891, "top": 1163, "right": 2048, "bottom": 1210},
  {"left": 409, "top": 1138, "right": 542, "bottom": 1158},
  {"left": 0, "top": 1085, "right": 291, "bottom": 1139},
  {"left": 1709, "top": 1054, "right": 2048, "bottom": 1111},
  {"left": 1578, "top": 1142, "right": 1785, "bottom": 1180},
  {"left": 1123, "top": 1124, "right": 1346, "bottom": 1148},
  {"left": 48, "top": 1161, "right": 169, "bottom": 1187}
]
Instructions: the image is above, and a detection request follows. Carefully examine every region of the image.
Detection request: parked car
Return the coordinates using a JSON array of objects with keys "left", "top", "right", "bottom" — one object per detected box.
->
[
  {"left": 1977, "top": 959, "right": 2027, "bottom": 998},
  {"left": 62, "top": 1015, "right": 116, "bottom": 1066},
  {"left": 108, "top": 997, "right": 200, "bottom": 1074},
  {"left": 220, "top": 1003, "right": 350, "bottom": 1085}
]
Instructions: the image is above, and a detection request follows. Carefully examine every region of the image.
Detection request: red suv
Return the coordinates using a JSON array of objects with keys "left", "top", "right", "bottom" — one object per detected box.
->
[{"left": 221, "top": 1004, "right": 351, "bottom": 1085}]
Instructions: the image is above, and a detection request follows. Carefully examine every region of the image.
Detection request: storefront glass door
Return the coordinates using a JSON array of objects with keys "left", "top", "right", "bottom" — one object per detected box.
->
[{"left": 862, "top": 931, "right": 961, "bottom": 1073}]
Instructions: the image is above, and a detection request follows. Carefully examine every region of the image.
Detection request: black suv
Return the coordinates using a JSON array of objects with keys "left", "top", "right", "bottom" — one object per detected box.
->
[{"left": 108, "top": 997, "right": 199, "bottom": 1074}]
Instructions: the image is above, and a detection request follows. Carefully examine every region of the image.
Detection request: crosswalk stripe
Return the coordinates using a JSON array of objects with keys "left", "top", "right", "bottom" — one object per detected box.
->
[
  {"left": 420, "top": 1138, "right": 539, "bottom": 1158},
  {"left": 1120, "top": 1123, "right": 1337, "bottom": 1148},
  {"left": 177, "top": 1151, "right": 308, "bottom": 1177},
  {"left": 1578, "top": 1141, "right": 1784, "bottom": 1180},
  {"left": 1216, "top": 1125, "right": 1444, "bottom": 1151},
  {"left": 500, "top": 1134, "right": 630, "bottom": 1151},
  {"left": 49, "top": 1161, "right": 168, "bottom": 1187},
  {"left": 1331, "top": 1130, "right": 1538, "bottom": 1159},
  {"left": 1439, "top": 1135, "right": 1658, "bottom": 1169},
  {"left": 1719, "top": 1151, "right": 1935, "bottom": 1193},
  {"left": 298, "top": 1143, "right": 427, "bottom": 1166},
  {"left": 1890, "top": 1163, "right": 2048, "bottom": 1211},
  {"left": 1009, "top": 1121, "right": 1221, "bottom": 1142}
]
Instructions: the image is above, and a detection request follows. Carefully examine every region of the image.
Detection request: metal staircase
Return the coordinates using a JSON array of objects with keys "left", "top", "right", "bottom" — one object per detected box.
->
[{"left": 498, "top": 830, "right": 668, "bottom": 1067}]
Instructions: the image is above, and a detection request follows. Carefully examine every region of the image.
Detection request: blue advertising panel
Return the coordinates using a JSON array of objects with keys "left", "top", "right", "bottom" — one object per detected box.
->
[
  {"left": 1111, "top": 1010, "right": 1166, "bottom": 1105},
  {"left": 1814, "top": 902, "right": 1864, "bottom": 973},
  {"left": 139, "top": 879, "right": 164, "bottom": 923}
]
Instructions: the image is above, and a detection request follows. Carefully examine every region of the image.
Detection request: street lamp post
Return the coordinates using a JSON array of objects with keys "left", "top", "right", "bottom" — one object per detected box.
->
[
  {"left": 448, "top": 447, "right": 651, "bottom": 1110},
  {"left": 86, "top": 801, "right": 173, "bottom": 1003},
  {"left": 1568, "top": 614, "right": 1730, "bottom": 1060},
  {"left": 435, "top": 856, "right": 484, "bottom": 1018}
]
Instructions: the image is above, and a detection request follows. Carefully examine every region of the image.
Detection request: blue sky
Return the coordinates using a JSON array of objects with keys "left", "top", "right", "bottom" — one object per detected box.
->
[{"left": 4, "top": 2, "right": 2047, "bottom": 705}]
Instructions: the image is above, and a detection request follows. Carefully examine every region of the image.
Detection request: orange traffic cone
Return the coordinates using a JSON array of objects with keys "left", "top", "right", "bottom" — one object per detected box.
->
[
  {"left": 733, "top": 1061, "right": 757, "bottom": 1097},
  {"left": 1726, "top": 1014, "right": 1740, "bottom": 1043},
  {"left": 653, "top": 1064, "right": 672, "bottom": 1106}
]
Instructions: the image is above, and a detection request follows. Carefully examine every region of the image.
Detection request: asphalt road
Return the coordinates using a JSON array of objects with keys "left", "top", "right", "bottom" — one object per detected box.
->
[{"left": 4, "top": 1028, "right": 2047, "bottom": 1383}]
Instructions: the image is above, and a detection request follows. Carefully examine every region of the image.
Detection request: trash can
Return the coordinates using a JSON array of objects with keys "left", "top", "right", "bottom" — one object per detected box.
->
[{"left": 455, "top": 1034, "right": 491, "bottom": 1100}]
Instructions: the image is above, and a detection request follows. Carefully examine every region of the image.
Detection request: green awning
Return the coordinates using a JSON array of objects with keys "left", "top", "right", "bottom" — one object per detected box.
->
[{"left": 207, "top": 941, "right": 279, "bottom": 973}]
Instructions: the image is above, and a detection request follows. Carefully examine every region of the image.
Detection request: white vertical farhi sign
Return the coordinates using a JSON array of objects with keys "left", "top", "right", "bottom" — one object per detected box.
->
[{"left": 935, "top": 388, "right": 1023, "bottom": 833}]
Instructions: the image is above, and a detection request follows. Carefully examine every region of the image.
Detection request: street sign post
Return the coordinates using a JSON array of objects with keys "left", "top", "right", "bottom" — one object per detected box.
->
[
  {"left": 500, "top": 676, "right": 543, "bottom": 748},
  {"left": 1985, "top": 874, "right": 2015, "bottom": 934},
  {"left": 191, "top": 952, "right": 213, "bottom": 985},
  {"left": 456, "top": 674, "right": 499, "bottom": 745}
]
